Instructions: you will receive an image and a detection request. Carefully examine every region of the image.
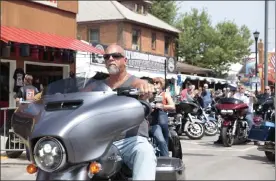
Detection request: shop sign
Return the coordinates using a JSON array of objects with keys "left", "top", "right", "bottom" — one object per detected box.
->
[
  {"left": 31, "top": 0, "right": 58, "bottom": 8},
  {"left": 91, "top": 43, "right": 176, "bottom": 73}
]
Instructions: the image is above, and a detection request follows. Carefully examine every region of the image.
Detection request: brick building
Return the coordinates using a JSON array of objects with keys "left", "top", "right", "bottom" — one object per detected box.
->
[
  {"left": 76, "top": 0, "right": 180, "bottom": 78},
  {"left": 0, "top": 0, "right": 101, "bottom": 109}
]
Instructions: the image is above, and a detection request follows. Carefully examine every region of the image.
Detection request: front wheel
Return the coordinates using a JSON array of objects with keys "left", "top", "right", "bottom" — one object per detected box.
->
[
  {"left": 204, "top": 121, "right": 219, "bottom": 136},
  {"left": 265, "top": 151, "right": 275, "bottom": 162},
  {"left": 221, "top": 127, "right": 234, "bottom": 147},
  {"left": 5, "top": 134, "right": 23, "bottom": 158},
  {"left": 185, "top": 122, "right": 205, "bottom": 140}
]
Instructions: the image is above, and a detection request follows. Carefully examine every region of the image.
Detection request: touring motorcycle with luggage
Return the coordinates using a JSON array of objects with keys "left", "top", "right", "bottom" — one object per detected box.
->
[
  {"left": 249, "top": 97, "right": 275, "bottom": 162},
  {"left": 11, "top": 77, "right": 185, "bottom": 180},
  {"left": 216, "top": 97, "right": 249, "bottom": 147}
]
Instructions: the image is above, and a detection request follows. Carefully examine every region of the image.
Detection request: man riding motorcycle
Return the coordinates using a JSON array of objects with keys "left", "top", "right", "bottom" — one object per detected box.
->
[
  {"left": 102, "top": 44, "right": 156, "bottom": 180},
  {"left": 214, "top": 84, "right": 256, "bottom": 144}
]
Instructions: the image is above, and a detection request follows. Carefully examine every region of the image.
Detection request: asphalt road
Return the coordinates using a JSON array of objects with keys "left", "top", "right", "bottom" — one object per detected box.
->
[{"left": 1, "top": 135, "right": 275, "bottom": 180}]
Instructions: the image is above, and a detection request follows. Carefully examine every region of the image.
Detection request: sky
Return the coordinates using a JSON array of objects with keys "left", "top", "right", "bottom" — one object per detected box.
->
[{"left": 177, "top": 1, "right": 275, "bottom": 52}]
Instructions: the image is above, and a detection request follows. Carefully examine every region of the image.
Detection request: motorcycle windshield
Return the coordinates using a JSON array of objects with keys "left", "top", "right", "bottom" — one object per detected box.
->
[
  {"left": 12, "top": 76, "right": 146, "bottom": 163},
  {"left": 43, "top": 76, "right": 113, "bottom": 96}
]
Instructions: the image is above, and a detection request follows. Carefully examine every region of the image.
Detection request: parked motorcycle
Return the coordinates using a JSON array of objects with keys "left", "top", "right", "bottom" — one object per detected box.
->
[
  {"left": 249, "top": 98, "right": 275, "bottom": 162},
  {"left": 11, "top": 77, "right": 185, "bottom": 180},
  {"left": 216, "top": 97, "right": 249, "bottom": 147},
  {"left": 176, "top": 100, "right": 205, "bottom": 140},
  {"left": 204, "top": 105, "right": 222, "bottom": 130}
]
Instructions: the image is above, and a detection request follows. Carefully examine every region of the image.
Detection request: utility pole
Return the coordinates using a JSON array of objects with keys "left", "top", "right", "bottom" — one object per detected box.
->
[{"left": 264, "top": 0, "right": 269, "bottom": 86}]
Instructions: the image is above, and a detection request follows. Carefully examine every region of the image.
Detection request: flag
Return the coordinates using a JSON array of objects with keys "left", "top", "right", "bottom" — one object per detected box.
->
[{"left": 270, "top": 53, "right": 275, "bottom": 72}]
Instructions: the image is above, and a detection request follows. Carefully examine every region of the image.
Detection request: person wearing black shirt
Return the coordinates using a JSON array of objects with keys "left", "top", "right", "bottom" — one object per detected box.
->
[{"left": 13, "top": 68, "right": 25, "bottom": 93}]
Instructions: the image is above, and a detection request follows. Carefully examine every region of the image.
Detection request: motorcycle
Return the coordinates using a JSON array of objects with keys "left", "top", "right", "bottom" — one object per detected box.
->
[
  {"left": 254, "top": 96, "right": 275, "bottom": 121},
  {"left": 204, "top": 105, "right": 222, "bottom": 131},
  {"left": 249, "top": 98, "right": 275, "bottom": 162},
  {"left": 176, "top": 100, "right": 205, "bottom": 140},
  {"left": 197, "top": 103, "right": 218, "bottom": 136},
  {"left": 11, "top": 77, "right": 185, "bottom": 180},
  {"left": 216, "top": 97, "right": 249, "bottom": 147}
]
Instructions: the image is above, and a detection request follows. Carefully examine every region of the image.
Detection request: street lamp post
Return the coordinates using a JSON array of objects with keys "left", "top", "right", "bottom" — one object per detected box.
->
[{"left": 253, "top": 31, "right": 260, "bottom": 95}]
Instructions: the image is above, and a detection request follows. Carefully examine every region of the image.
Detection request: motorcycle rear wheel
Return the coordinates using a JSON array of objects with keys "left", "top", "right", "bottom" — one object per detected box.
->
[
  {"left": 185, "top": 122, "right": 205, "bottom": 140},
  {"left": 265, "top": 151, "right": 275, "bottom": 162},
  {"left": 221, "top": 127, "right": 234, "bottom": 147},
  {"left": 5, "top": 135, "right": 23, "bottom": 158},
  {"left": 204, "top": 121, "right": 218, "bottom": 136},
  {"left": 170, "top": 132, "right": 183, "bottom": 160}
]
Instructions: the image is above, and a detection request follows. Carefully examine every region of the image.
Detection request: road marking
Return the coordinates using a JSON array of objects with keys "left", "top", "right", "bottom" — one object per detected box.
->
[
  {"left": 184, "top": 146, "right": 257, "bottom": 152},
  {"left": 181, "top": 141, "right": 201, "bottom": 145}
]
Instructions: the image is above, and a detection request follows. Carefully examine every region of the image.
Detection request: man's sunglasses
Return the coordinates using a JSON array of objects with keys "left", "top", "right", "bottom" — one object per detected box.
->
[
  {"left": 103, "top": 53, "right": 124, "bottom": 61},
  {"left": 265, "top": 89, "right": 270, "bottom": 91}
]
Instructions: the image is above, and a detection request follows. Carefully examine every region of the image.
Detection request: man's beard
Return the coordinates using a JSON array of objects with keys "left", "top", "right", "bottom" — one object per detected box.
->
[{"left": 107, "top": 64, "right": 120, "bottom": 75}]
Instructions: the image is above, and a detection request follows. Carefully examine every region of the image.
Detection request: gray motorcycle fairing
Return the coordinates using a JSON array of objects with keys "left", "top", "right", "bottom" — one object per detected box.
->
[
  {"left": 12, "top": 92, "right": 145, "bottom": 164},
  {"left": 36, "top": 164, "right": 89, "bottom": 180}
]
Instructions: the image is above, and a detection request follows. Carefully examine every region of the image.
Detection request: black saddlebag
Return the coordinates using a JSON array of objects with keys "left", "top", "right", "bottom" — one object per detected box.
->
[{"left": 155, "top": 157, "right": 185, "bottom": 180}]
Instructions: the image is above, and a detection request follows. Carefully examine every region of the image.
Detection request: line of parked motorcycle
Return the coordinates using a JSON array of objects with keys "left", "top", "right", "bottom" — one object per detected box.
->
[{"left": 159, "top": 94, "right": 275, "bottom": 163}]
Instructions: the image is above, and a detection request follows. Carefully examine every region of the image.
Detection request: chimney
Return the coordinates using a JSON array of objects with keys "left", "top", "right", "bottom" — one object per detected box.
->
[{"left": 258, "top": 39, "right": 264, "bottom": 64}]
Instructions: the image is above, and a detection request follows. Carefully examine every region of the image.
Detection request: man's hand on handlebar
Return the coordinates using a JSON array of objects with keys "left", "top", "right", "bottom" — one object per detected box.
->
[{"left": 131, "top": 79, "right": 155, "bottom": 100}]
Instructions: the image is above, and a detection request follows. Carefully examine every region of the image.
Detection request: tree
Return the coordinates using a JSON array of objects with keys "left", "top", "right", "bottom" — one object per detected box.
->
[
  {"left": 149, "top": 0, "right": 178, "bottom": 25},
  {"left": 176, "top": 8, "right": 253, "bottom": 77}
]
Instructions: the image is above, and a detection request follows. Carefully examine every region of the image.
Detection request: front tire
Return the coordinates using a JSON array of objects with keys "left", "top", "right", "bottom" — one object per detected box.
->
[
  {"left": 204, "top": 121, "right": 219, "bottom": 136},
  {"left": 221, "top": 127, "right": 234, "bottom": 147},
  {"left": 5, "top": 135, "right": 23, "bottom": 158},
  {"left": 185, "top": 122, "right": 205, "bottom": 140}
]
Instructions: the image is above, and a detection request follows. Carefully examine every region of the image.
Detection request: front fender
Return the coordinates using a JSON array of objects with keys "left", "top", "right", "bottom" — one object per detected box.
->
[
  {"left": 191, "top": 118, "right": 204, "bottom": 124},
  {"left": 36, "top": 164, "right": 89, "bottom": 180}
]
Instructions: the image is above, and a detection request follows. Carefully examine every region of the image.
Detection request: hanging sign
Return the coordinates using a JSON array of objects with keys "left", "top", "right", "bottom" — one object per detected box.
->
[{"left": 91, "top": 43, "right": 176, "bottom": 73}]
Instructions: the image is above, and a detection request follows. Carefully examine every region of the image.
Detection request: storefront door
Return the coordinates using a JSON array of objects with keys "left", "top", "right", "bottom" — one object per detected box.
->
[{"left": 0, "top": 59, "right": 16, "bottom": 108}]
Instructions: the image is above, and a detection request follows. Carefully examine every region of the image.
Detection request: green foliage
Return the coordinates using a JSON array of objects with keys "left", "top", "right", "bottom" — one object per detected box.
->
[
  {"left": 175, "top": 8, "right": 253, "bottom": 77},
  {"left": 149, "top": 0, "right": 178, "bottom": 25}
]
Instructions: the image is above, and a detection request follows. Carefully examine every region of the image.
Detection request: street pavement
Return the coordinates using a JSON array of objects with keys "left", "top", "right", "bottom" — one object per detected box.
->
[{"left": 1, "top": 135, "right": 275, "bottom": 180}]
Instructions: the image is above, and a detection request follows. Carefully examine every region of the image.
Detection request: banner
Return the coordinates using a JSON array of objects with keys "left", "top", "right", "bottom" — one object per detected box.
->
[{"left": 245, "top": 57, "right": 257, "bottom": 77}]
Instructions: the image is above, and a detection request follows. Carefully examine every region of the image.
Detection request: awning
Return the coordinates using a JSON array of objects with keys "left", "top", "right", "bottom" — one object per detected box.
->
[{"left": 0, "top": 26, "right": 103, "bottom": 54}]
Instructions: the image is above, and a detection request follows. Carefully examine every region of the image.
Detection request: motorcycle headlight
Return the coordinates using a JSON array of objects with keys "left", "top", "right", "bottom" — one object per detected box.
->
[
  {"left": 258, "top": 105, "right": 262, "bottom": 110},
  {"left": 33, "top": 137, "right": 66, "bottom": 172}
]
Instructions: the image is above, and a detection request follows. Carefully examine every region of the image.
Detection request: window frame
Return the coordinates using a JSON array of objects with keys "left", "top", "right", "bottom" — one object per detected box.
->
[
  {"left": 132, "top": 28, "right": 141, "bottom": 51},
  {"left": 88, "top": 29, "right": 100, "bottom": 43},
  {"left": 151, "top": 32, "right": 156, "bottom": 50}
]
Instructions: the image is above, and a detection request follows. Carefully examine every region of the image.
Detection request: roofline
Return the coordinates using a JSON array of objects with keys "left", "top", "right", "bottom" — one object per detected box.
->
[{"left": 77, "top": 19, "right": 180, "bottom": 35}]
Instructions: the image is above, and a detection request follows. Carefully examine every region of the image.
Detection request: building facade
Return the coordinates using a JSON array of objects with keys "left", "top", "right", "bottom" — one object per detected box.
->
[
  {"left": 0, "top": 0, "right": 100, "bottom": 110},
  {"left": 76, "top": 1, "right": 180, "bottom": 78}
]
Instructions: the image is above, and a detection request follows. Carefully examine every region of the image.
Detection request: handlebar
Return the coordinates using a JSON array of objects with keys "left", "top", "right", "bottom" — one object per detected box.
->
[{"left": 116, "top": 88, "right": 157, "bottom": 96}]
